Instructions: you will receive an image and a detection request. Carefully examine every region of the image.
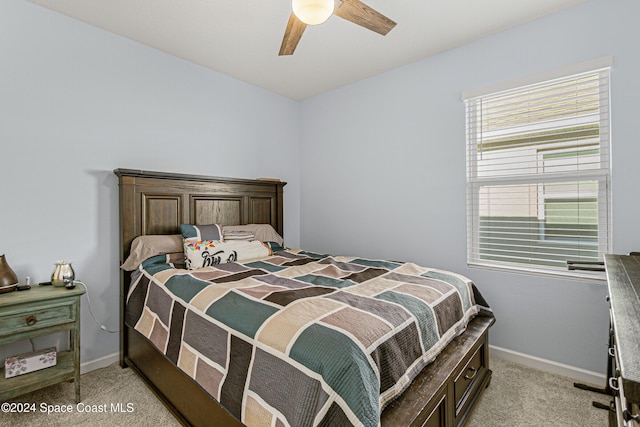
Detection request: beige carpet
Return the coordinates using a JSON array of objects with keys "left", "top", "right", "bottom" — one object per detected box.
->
[
  {"left": 1, "top": 356, "right": 610, "bottom": 426},
  {"left": 0, "top": 362, "right": 179, "bottom": 427},
  {"left": 466, "top": 357, "right": 609, "bottom": 427}
]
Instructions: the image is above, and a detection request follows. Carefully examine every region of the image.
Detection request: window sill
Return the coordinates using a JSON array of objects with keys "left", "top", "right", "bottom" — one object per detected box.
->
[{"left": 468, "top": 262, "right": 607, "bottom": 284}]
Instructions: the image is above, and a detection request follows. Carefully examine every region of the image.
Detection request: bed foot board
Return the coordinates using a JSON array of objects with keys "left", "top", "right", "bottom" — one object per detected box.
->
[{"left": 382, "top": 315, "right": 495, "bottom": 427}]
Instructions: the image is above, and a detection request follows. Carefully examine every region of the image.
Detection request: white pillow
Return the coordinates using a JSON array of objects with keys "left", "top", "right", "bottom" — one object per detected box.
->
[{"left": 183, "top": 239, "right": 271, "bottom": 269}]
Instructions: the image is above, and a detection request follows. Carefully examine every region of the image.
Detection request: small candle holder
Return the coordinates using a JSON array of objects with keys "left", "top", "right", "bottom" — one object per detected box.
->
[{"left": 51, "top": 261, "right": 75, "bottom": 288}]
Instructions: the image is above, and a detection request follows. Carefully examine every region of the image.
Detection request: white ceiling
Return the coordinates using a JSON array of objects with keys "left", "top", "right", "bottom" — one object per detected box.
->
[{"left": 26, "top": 0, "right": 588, "bottom": 100}]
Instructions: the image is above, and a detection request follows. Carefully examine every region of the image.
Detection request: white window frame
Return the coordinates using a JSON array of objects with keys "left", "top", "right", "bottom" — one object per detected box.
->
[{"left": 464, "top": 65, "right": 612, "bottom": 280}]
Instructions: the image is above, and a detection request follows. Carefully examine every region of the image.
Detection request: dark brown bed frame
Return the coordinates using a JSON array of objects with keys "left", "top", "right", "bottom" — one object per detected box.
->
[{"left": 115, "top": 168, "right": 494, "bottom": 427}]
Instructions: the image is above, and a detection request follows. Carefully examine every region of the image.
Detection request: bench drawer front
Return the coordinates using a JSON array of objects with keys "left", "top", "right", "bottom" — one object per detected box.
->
[
  {"left": 454, "top": 344, "right": 485, "bottom": 413},
  {"left": 420, "top": 393, "right": 447, "bottom": 427}
]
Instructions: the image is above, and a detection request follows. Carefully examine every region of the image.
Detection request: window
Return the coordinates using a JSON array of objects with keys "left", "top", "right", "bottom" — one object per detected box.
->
[{"left": 464, "top": 68, "right": 611, "bottom": 278}]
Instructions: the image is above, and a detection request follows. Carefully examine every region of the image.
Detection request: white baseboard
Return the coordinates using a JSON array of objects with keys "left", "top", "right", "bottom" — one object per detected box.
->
[
  {"left": 490, "top": 345, "right": 606, "bottom": 387},
  {"left": 80, "top": 352, "right": 119, "bottom": 374}
]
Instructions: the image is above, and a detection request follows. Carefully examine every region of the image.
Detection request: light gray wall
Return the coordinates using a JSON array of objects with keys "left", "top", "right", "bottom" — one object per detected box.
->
[
  {"left": 0, "top": 0, "right": 300, "bottom": 365},
  {"left": 299, "top": 0, "right": 640, "bottom": 374}
]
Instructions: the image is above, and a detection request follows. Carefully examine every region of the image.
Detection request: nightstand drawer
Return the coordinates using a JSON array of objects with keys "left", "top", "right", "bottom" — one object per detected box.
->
[{"left": 0, "top": 300, "right": 77, "bottom": 337}]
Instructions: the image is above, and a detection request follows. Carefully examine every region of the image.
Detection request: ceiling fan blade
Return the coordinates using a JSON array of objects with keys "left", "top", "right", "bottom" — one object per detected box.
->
[
  {"left": 279, "top": 12, "right": 307, "bottom": 56},
  {"left": 334, "top": 0, "right": 396, "bottom": 35}
]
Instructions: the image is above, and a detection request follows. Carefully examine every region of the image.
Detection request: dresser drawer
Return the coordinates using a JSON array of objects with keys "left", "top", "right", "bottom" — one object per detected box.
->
[
  {"left": 0, "top": 300, "right": 77, "bottom": 337},
  {"left": 454, "top": 344, "right": 484, "bottom": 413}
]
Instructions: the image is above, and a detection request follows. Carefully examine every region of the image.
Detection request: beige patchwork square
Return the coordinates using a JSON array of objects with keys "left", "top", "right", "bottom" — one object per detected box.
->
[
  {"left": 394, "top": 263, "right": 430, "bottom": 276},
  {"left": 346, "top": 277, "right": 399, "bottom": 297},
  {"left": 243, "top": 395, "right": 273, "bottom": 427},
  {"left": 177, "top": 344, "right": 197, "bottom": 377},
  {"left": 135, "top": 307, "right": 156, "bottom": 338}
]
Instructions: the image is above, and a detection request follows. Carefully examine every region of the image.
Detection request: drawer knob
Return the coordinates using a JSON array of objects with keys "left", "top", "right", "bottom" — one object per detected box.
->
[
  {"left": 25, "top": 315, "right": 37, "bottom": 326},
  {"left": 609, "top": 377, "right": 620, "bottom": 392},
  {"left": 464, "top": 366, "right": 478, "bottom": 380}
]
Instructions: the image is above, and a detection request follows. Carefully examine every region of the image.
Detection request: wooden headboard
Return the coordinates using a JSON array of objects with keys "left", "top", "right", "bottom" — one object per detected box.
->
[
  {"left": 114, "top": 168, "right": 286, "bottom": 364},
  {"left": 115, "top": 168, "right": 286, "bottom": 263}
]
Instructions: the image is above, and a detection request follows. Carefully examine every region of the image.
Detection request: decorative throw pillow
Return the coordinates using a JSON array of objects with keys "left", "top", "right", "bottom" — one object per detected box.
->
[
  {"left": 180, "top": 224, "right": 223, "bottom": 241},
  {"left": 183, "top": 239, "right": 271, "bottom": 269},
  {"left": 184, "top": 239, "right": 225, "bottom": 269}
]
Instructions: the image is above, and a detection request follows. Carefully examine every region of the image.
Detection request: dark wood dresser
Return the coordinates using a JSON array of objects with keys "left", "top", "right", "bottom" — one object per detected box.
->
[{"left": 606, "top": 254, "right": 640, "bottom": 426}]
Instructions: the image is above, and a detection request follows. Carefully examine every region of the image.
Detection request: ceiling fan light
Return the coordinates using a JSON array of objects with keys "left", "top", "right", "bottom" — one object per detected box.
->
[{"left": 292, "top": 0, "right": 334, "bottom": 26}]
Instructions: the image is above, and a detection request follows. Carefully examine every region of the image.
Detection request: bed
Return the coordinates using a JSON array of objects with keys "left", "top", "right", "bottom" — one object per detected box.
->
[{"left": 115, "top": 168, "right": 495, "bottom": 427}]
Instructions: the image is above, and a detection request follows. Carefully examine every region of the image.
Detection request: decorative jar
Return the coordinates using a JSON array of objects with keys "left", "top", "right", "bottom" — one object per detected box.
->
[
  {"left": 51, "top": 261, "right": 75, "bottom": 287},
  {"left": 0, "top": 254, "right": 19, "bottom": 294}
]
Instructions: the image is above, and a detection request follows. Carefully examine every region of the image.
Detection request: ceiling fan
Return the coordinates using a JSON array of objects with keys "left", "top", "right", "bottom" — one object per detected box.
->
[{"left": 279, "top": 0, "right": 397, "bottom": 55}]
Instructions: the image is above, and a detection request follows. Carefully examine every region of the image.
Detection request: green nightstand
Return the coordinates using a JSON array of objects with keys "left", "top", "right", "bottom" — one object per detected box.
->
[{"left": 0, "top": 283, "right": 85, "bottom": 403}]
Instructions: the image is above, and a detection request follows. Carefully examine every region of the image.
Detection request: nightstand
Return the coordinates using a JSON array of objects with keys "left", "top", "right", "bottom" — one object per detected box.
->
[{"left": 0, "top": 283, "right": 85, "bottom": 403}]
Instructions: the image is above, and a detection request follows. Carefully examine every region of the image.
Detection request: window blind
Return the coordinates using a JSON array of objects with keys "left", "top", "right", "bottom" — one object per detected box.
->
[{"left": 465, "top": 68, "right": 611, "bottom": 278}]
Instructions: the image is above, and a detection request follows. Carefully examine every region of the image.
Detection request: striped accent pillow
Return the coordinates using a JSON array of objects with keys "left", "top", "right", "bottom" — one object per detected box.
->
[{"left": 223, "top": 230, "right": 255, "bottom": 241}]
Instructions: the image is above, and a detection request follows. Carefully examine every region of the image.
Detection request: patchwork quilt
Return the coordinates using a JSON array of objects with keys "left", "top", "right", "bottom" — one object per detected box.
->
[{"left": 126, "top": 249, "right": 492, "bottom": 427}]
